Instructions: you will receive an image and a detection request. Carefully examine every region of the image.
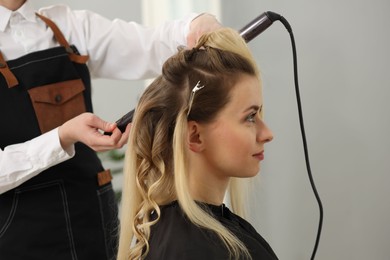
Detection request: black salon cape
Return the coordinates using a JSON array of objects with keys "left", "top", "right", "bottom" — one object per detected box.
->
[{"left": 145, "top": 201, "right": 278, "bottom": 259}]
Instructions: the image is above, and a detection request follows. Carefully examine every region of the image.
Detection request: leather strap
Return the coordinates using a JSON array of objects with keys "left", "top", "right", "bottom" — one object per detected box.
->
[
  {"left": 0, "top": 52, "right": 19, "bottom": 88},
  {"left": 97, "top": 169, "right": 113, "bottom": 186},
  {"left": 0, "top": 14, "right": 90, "bottom": 88},
  {"left": 35, "top": 13, "right": 89, "bottom": 64}
]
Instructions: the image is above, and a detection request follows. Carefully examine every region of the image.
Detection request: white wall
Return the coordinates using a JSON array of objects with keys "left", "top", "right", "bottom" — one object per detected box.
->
[
  {"left": 223, "top": 1, "right": 390, "bottom": 260},
  {"left": 35, "top": 1, "right": 390, "bottom": 259}
]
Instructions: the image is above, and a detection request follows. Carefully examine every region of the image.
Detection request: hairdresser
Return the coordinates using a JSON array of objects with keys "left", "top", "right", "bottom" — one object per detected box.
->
[{"left": 0, "top": 0, "right": 221, "bottom": 259}]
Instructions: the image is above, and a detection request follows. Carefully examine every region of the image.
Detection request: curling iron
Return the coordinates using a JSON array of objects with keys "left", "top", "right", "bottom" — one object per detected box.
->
[{"left": 113, "top": 11, "right": 281, "bottom": 132}]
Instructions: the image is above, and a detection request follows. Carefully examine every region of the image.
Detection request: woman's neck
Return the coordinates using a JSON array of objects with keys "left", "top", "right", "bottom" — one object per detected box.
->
[
  {"left": 0, "top": 0, "right": 25, "bottom": 11},
  {"left": 188, "top": 169, "right": 230, "bottom": 206}
]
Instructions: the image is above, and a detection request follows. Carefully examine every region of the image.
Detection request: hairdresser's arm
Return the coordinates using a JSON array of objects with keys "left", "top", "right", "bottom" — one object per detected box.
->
[
  {"left": 82, "top": 12, "right": 221, "bottom": 79},
  {"left": 39, "top": 6, "right": 220, "bottom": 79},
  {"left": 0, "top": 127, "right": 74, "bottom": 194},
  {"left": 0, "top": 113, "right": 130, "bottom": 194}
]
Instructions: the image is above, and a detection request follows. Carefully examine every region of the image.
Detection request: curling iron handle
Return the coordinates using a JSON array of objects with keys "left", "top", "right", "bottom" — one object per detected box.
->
[
  {"left": 115, "top": 109, "right": 134, "bottom": 133},
  {"left": 239, "top": 12, "right": 273, "bottom": 42}
]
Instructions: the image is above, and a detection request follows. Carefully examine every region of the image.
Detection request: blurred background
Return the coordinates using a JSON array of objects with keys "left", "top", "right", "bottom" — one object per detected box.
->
[{"left": 38, "top": 0, "right": 390, "bottom": 259}]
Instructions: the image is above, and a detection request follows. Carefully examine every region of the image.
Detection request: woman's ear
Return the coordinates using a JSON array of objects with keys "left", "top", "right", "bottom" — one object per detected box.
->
[{"left": 187, "top": 121, "right": 204, "bottom": 152}]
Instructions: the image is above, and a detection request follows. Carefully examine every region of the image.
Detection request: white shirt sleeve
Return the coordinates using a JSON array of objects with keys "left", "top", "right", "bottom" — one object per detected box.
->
[
  {"left": 39, "top": 5, "right": 198, "bottom": 80},
  {"left": 0, "top": 128, "right": 75, "bottom": 194},
  {"left": 2, "top": 3, "right": 197, "bottom": 78}
]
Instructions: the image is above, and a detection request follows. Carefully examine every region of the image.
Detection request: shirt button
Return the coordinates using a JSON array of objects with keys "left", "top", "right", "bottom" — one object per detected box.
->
[{"left": 55, "top": 94, "right": 62, "bottom": 103}]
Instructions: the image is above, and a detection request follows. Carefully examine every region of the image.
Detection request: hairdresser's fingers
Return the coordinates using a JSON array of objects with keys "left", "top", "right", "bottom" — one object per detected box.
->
[
  {"left": 187, "top": 13, "right": 222, "bottom": 48},
  {"left": 59, "top": 113, "right": 124, "bottom": 151},
  {"left": 90, "top": 122, "right": 132, "bottom": 151},
  {"left": 96, "top": 120, "right": 117, "bottom": 134},
  {"left": 87, "top": 128, "right": 126, "bottom": 152},
  {"left": 117, "top": 123, "right": 131, "bottom": 146}
]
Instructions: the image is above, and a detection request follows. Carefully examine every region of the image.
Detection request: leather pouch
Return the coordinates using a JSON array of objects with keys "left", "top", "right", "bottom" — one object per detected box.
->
[{"left": 28, "top": 79, "right": 86, "bottom": 133}]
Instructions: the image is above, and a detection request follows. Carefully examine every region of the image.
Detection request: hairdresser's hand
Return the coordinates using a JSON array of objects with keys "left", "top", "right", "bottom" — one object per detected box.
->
[
  {"left": 58, "top": 113, "right": 130, "bottom": 152},
  {"left": 187, "top": 13, "right": 222, "bottom": 48}
]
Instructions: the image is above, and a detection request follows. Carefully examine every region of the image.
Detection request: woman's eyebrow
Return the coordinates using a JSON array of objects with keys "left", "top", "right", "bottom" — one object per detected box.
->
[{"left": 243, "top": 105, "right": 263, "bottom": 113}]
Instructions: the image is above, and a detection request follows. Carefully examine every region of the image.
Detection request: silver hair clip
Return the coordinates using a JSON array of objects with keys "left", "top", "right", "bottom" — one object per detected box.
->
[{"left": 187, "top": 81, "right": 205, "bottom": 116}]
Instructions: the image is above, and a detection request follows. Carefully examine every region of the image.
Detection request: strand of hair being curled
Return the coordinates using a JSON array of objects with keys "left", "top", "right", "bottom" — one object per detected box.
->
[
  {"left": 117, "top": 75, "right": 180, "bottom": 259},
  {"left": 117, "top": 28, "right": 261, "bottom": 260}
]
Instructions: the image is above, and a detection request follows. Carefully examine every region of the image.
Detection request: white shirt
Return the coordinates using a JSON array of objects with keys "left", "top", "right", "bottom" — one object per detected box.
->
[
  {"left": 0, "top": 128, "right": 75, "bottom": 194},
  {"left": 0, "top": 1, "right": 197, "bottom": 194}
]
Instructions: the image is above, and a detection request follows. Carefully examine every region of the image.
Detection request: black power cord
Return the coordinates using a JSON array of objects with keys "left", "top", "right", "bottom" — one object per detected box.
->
[
  {"left": 240, "top": 11, "right": 324, "bottom": 259},
  {"left": 276, "top": 15, "right": 324, "bottom": 260}
]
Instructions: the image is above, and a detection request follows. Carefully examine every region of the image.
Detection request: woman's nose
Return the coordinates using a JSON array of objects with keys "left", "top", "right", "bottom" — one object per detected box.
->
[{"left": 257, "top": 121, "right": 274, "bottom": 143}]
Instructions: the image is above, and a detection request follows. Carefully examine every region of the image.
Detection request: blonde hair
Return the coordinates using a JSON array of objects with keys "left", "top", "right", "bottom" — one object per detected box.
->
[{"left": 117, "top": 28, "right": 261, "bottom": 260}]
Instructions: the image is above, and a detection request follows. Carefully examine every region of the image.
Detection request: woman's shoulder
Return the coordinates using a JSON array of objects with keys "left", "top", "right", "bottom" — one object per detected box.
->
[
  {"left": 150, "top": 201, "right": 211, "bottom": 241},
  {"left": 146, "top": 201, "right": 227, "bottom": 259},
  {"left": 226, "top": 210, "right": 279, "bottom": 259}
]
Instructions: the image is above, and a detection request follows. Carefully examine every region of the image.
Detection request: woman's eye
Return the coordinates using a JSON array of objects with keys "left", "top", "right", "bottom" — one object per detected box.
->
[{"left": 246, "top": 112, "right": 257, "bottom": 123}]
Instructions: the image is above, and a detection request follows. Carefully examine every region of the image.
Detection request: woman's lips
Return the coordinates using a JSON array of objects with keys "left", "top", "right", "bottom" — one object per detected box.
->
[{"left": 253, "top": 151, "right": 264, "bottom": 161}]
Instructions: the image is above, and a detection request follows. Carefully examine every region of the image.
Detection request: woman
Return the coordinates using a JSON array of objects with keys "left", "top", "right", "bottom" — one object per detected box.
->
[{"left": 118, "top": 28, "right": 278, "bottom": 259}]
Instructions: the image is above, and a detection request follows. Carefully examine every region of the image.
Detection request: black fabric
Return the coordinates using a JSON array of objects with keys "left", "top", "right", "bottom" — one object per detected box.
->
[
  {"left": 0, "top": 46, "right": 92, "bottom": 147},
  {"left": 0, "top": 45, "right": 117, "bottom": 259},
  {"left": 146, "top": 201, "right": 278, "bottom": 260}
]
